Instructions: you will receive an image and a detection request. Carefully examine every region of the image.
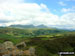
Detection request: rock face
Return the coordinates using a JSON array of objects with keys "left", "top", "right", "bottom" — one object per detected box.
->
[
  {"left": 0, "top": 43, "right": 4, "bottom": 53},
  {"left": 16, "top": 42, "right": 26, "bottom": 49},
  {"left": 3, "top": 41, "right": 14, "bottom": 50},
  {"left": 16, "top": 42, "right": 26, "bottom": 47},
  {"left": 0, "top": 41, "right": 36, "bottom": 56},
  {"left": 29, "top": 47, "right": 36, "bottom": 56},
  {"left": 0, "top": 43, "right": 7, "bottom": 53}
]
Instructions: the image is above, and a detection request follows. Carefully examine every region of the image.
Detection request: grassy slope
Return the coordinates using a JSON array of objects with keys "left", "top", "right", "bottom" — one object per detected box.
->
[
  {"left": 0, "top": 27, "right": 74, "bottom": 43},
  {"left": 26, "top": 34, "right": 75, "bottom": 56},
  {"left": 0, "top": 27, "right": 75, "bottom": 56}
]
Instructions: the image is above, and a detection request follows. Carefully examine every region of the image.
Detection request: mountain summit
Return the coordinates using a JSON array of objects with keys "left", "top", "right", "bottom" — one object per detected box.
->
[{"left": 9, "top": 24, "right": 48, "bottom": 28}]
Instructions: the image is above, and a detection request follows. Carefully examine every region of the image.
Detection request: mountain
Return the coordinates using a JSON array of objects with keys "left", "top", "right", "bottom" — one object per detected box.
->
[
  {"left": 9, "top": 24, "right": 35, "bottom": 28},
  {"left": 9, "top": 24, "right": 48, "bottom": 28},
  {"left": 36, "top": 25, "right": 48, "bottom": 28}
]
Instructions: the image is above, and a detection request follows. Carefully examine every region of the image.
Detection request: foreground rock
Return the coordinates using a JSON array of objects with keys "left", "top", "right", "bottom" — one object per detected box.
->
[{"left": 0, "top": 41, "right": 36, "bottom": 56}]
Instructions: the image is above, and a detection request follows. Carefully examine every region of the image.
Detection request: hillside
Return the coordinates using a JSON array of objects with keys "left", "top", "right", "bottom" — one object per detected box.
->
[
  {"left": 0, "top": 27, "right": 75, "bottom": 56},
  {"left": 27, "top": 34, "right": 75, "bottom": 56},
  {"left": 0, "top": 27, "right": 70, "bottom": 43},
  {"left": 9, "top": 24, "right": 48, "bottom": 28}
]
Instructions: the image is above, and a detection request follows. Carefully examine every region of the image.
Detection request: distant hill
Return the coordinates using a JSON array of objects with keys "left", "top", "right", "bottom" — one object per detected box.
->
[
  {"left": 36, "top": 25, "right": 48, "bottom": 28},
  {"left": 9, "top": 24, "right": 48, "bottom": 28},
  {"left": 9, "top": 24, "right": 35, "bottom": 28}
]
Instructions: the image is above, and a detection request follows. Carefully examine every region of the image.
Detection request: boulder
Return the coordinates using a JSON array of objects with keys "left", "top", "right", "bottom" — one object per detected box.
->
[{"left": 3, "top": 41, "right": 14, "bottom": 50}]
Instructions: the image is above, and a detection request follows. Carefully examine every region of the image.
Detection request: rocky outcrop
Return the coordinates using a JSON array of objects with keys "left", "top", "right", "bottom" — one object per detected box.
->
[
  {"left": 0, "top": 41, "right": 36, "bottom": 56},
  {"left": 29, "top": 47, "right": 36, "bottom": 56},
  {"left": 16, "top": 41, "right": 26, "bottom": 50},
  {"left": 3, "top": 41, "right": 14, "bottom": 50}
]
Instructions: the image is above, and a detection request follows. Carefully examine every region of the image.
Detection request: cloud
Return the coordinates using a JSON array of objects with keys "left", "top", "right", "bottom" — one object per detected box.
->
[
  {"left": 40, "top": 3, "right": 49, "bottom": 12},
  {"left": 53, "top": 13, "right": 75, "bottom": 27},
  {"left": 50, "top": 13, "right": 75, "bottom": 29},
  {"left": 58, "top": 1, "right": 67, "bottom": 6},
  {"left": 61, "top": 7, "right": 75, "bottom": 13},
  {"left": 60, "top": 13, "right": 75, "bottom": 26},
  {"left": 0, "top": 20, "right": 12, "bottom": 23},
  {"left": 0, "top": 0, "right": 75, "bottom": 29},
  {"left": 0, "top": 0, "right": 59, "bottom": 26},
  {"left": 0, "top": 2, "right": 42, "bottom": 23},
  {"left": 0, "top": 0, "right": 24, "bottom": 3}
]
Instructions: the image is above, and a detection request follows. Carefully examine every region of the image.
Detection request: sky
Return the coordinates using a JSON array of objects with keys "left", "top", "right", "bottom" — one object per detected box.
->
[{"left": 0, "top": 0, "right": 75, "bottom": 29}]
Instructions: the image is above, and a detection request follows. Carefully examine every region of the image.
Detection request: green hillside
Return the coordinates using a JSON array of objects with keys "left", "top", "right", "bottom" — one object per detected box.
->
[
  {"left": 0, "top": 27, "right": 75, "bottom": 56},
  {"left": 27, "top": 34, "right": 75, "bottom": 56},
  {"left": 0, "top": 27, "right": 73, "bottom": 43}
]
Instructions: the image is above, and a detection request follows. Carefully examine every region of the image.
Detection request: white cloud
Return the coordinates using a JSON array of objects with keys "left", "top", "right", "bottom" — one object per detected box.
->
[
  {"left": 40, "top": 3, "right": 49, "bottom": 12},
  {"left": 0, "top": 0, "right": 24, "bottom": 4},
  {"left": 0, "top": 0, "right": 59, "bottom": 26},
  {"left": 61, "top": 8, "right": 70, "bottom": 12},
  {"left": 0, "top": 0, "right": 75, "bottom": 29},
  {"left": 58, "top": 1, "right": 67, "bottom": 6},
  {"left": 40, "top": 3, "right": 47, "bottom": 9},
  {"left": 60, "top": 13, "right": 75, "bottom": 25},
  {"left": 61, "top": 7, "right": 75, "bottom": 13}
]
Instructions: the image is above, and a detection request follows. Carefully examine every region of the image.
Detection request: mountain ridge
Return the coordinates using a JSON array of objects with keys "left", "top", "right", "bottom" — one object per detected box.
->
[{"left": 8, "top": 24, "right": 48, "bottom": 28}]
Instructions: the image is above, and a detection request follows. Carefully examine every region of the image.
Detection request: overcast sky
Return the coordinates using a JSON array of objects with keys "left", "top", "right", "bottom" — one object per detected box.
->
[{"left": 0, "top": 0, "right": 75, "bottom": 29}]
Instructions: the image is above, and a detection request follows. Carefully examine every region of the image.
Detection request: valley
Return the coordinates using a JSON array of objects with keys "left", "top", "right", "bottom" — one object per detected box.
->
[{"left": 0, "top": 27, "right": 75, "bottom": 56}]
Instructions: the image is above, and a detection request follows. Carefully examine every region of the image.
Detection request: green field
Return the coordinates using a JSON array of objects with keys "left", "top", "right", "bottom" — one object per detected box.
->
[{"left": 0, "top": 27, "right": 75, "bottom": 56}]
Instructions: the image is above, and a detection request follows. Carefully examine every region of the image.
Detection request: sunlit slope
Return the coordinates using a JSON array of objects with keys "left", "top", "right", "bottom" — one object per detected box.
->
[{"left": 0, "top": 27, "right": 74, "bottom": 44}]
